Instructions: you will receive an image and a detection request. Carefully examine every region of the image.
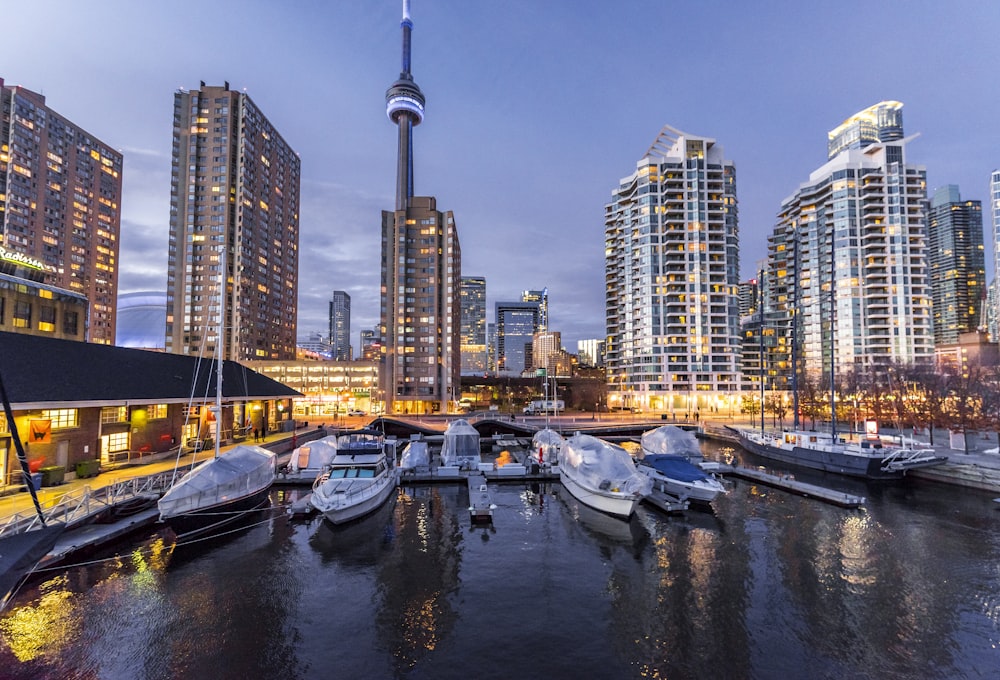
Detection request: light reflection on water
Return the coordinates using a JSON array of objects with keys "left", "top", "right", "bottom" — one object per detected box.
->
[{"left": 0, "top": 440, "right": 998, "bottom": 679}]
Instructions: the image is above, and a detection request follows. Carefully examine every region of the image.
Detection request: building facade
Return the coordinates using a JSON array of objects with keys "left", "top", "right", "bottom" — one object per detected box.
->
[
  {"left": 766, "top": 101, "right": 934, "bottom": 390},
  {"left": 0, "top": 257, "right": 88, "bottom": 342},
  {"left": 604, "top": 125, "right": 741, "bottom": 413},
  {"left": 521, "top": 288, "right": 548, "bottom": 332},
  {"left": 0, "top": 78, "right": 123, "bottom": 344},
  {"left": 460, "top": 275, "right": 487, "bottom": 375},
  {"left": 165, "top": 82, "right": 301, "bottom": 361},
  {"left": 329, "top": 290, "right": 351, "bottom": 360},
  {"left": 247, "top": 358, "right": 379, "bottom": 419},
  {"left": 927, "top": 185, "right": 985, "bottom": 346},
  {"left": 379, "top": 4, "right": 461, "bottom": 413},
  {"left": 576, "top": 338, "right": 605, "bottom": 368},
  {"left": 532, "top": 330, "right": 562, "bottom": 375},
  {"left": 495, "top": 300, "right": 539, "bottom": 376},
  {"left": 990, "top": 170, "right": 1000, "bottom": 341}
]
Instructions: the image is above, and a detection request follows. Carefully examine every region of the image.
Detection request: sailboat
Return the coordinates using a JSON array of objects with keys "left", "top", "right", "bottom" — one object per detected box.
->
[
  {"left": 733, "top": 249, "right": 946, "bottom": 479},
  {"left": 157, "top": 250, "right": 276, "bottom": 539}
]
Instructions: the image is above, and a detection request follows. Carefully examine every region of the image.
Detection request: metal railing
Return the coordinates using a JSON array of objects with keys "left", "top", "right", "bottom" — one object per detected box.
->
[{"left": 0, "top": 471, "right": 174, "bottom": 538}]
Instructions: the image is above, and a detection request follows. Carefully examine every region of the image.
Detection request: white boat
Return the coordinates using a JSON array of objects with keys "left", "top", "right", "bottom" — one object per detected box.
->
[
  {"left": 641, "top": 425, "right": 702, "bottom": 463},
  {"left": 399, "top": 439, "right": 430, "bottom": 471},
  {"left": 637, "top": 454, "right": 725, "bottom": 506},
  {"left": 467, "top": 472, "right": 495, "bottom": 524},
  {"left": 530, "top": 428, "right": 564, "bottom": 467},
  {"left": 440, "top": 419, "right": 481, "bottom": 470},
  {"left": 158, "top": 249, "right": 276, "bottom": 539},
  {"left": 281, "top": 436, "right": 339, "bottom": 483},
  {"left": 310, "top": 429, "right": 398, "bottom": 525},
  {"left": 557, "top": 434, "right": 651, "bottom": 519}
]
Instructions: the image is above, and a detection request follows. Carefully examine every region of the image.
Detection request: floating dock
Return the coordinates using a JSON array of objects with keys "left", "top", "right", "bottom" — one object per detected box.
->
[{"left": 716, "top": 464, "right": 866, "bottom": 508}]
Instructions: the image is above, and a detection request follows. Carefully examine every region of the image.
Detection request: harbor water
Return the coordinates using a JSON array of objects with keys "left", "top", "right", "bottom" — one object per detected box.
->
[{"left": 1, "top": 441, "right": 999, "bottom": 679}]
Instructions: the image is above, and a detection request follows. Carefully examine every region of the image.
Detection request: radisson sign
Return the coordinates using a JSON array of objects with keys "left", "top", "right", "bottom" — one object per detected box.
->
[{"left": 0, "top": 245, "right": 51, "bottom": 272}]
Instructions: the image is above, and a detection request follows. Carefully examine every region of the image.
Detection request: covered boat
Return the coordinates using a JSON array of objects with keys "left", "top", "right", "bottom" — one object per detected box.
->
[
  {"left": 282, "top": 436, "right": 339, "bottom": 483},
  {"left": 641, "top": 425, "right": 702, "bottom": 463},
  {"left": 530, "top": 428, "right": 564, "bottom": 467},
  {"left": 557, "top": 434, "right": 651, "bottom": 519},
  {"left": 440, "top": 419, "right": 481, "bottom": 469},
  {"left": 310, "top": 429, "right": 397, "bottom": 525},
  {"left": 158, "top": 444, "right": 276, "bottom": 539},
  {"left": 399, "top": 439, "right": 430, "bottom": 470},
  {"left": 637, "top": 454, "right": 725, "bottom": 506}
]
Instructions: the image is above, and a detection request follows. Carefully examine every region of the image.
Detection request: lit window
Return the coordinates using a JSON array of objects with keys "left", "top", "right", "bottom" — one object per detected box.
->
[{"left": 41, "top": 409, "right": 78, "bottom": 429}]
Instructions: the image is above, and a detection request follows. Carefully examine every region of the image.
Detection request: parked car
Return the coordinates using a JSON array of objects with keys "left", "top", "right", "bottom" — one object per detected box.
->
[{"left": 347, "top": 409, "right": 366, "bottom": 416}]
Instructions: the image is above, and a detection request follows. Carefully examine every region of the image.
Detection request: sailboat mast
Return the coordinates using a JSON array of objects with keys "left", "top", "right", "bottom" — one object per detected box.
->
[{"left": 214, "top": 247, "right": 226, "bottom": 458}]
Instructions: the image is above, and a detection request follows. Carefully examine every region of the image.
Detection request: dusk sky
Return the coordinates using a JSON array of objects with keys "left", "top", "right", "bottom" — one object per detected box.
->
[{"left": 4, "top": 1, "right": 999, "bottom": 348}]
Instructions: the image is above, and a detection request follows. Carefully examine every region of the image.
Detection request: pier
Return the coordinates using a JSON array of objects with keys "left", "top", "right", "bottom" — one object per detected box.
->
[{"left": 715, "top": 464, "right": 866, "bottom": 508}]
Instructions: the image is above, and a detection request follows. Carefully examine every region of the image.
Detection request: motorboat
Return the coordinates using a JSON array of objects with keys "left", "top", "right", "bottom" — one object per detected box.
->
[
  {"left": 467, "top": 472, "right": 495, "bottom": 524},
  {"left": 280, "top": 436, "right": 339, "bottom": 483},
  {"left": 733, "top": 428, "right": 948, "bottom": 480},
  {"left": 309, "top": 428, "right": 398, "bottom": 525},
  {"left": 158, "top": 444, "right": 276, "bottom": 539},
  {"left": 440, "top": 419, "right": 481, "bottom": 470},
  {"left": 399, "top": 438, "right": 430, "bottom": 471},
  {"left": 637, "top": 454, "right": 725, "bottom": 506},
  {"left": 530, "top": 428, "right": 564, "bottom": 467},
  {"left": 557, "top": 433, "right": 651, "bottom": 519}
]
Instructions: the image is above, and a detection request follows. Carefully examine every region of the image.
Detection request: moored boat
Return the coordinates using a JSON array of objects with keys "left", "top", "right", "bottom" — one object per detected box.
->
[
  {"left": 467, "top": 472, "right": 495, "bottom": 524},
  {"left": 440, "top": 419, "right": 481, "bottom": 470},
  {"left": 158, "top": 444, "right": 276, "bottom": 539},
  {"left": 530, "top": 428, "right": 564, "bottom": 467},
  {"left": 310, "top": 428, "right": 398, "bottom": 525},
  {"left": 280, "top": 436, "right": 339, "bottom": 483},
  {"left": 733, "top": 428, "right": 948, "bottom": 480},
  {"left": 637, "top": 454, "right": 725, "bottom": 506},
  {"left": 557, "top": 434, "right": 651, "bottom": 519}
]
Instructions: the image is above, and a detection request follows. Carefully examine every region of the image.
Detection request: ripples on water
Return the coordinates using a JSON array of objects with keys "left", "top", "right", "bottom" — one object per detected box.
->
[{"left": 1, "top": 440, "right": 999, "bottom": 679}]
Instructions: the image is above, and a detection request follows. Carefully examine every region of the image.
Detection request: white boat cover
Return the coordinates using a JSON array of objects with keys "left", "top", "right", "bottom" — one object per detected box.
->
[
  {"left": 158, "top": 445, "right": 276, "bottom": 518},
  {"left": 640, "top": 426, "right": 702, "bottom": 461},
  {"left": 289, "top": 438, "right": 339, "bottom": 474},
  {"left": 399, "top": 440, "right": 430, "bottom": 469},
  {"left": 559, "top": 434, "right": 651, "bottom": 497},
  {"left": 440, "top": 419, "right": 481, "bottom": 468},
  {"left": 531, "top": 428, "right": 564, "bottom": 464}
]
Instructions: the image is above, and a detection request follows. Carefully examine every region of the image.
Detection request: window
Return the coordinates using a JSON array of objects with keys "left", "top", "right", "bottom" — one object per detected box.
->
[
  {"left": 148, "top": 404, "right": 168, "bottom": 419},
  {"left": 39, "top": 305, "right": 56, "bottom": 332},
  {"left": 63, "top": 310, "right": 78, "bottom": 336},
  {"left": 104, "top": 432, "right": 129, "bottom": 453},
  {"left": 101, "top": 406, "right": 128, "bottom": 424},
  {"left": 13, "top": 301, "right": 30, "bottom": 328},
  {"left": 41, "top": 409, "right": 78, "bottom": 429}
]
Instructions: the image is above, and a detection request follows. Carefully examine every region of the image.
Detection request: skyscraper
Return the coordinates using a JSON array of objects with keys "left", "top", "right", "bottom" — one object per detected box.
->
[
  {"left": 576, "top": 339, "right": 605, "bottom": 368},
  {"left": 826, "top": 100, "right": 904, "bottom": 159},
  {"left": 767, "top": 101, "right": 933, "bottom": 386},
  {"left": 521, "top": 288, "right": 549, "bottom": 331},
  {"left": 0, "top": 78, "right": 123, "bottom": 344},
  {"left": 329, "top": 290, "right": 351, "bottom": 360},
  {"left": 605, "top": 125, "right": 741, "bottom": 413},
  {"left": 380, "top": 1, "right": 461, "bottom": 414},
  {"left": 990, "top": 170, "right": 1000, "bottom": 341},
  {"left": 532, "top": 331, "right": 561, "bottom": 375},
  {"left": 460, "top": 276, "right": 487, "bottom": 375},
  {"left": 165, "top": 82, "right": 301, "bottom": 361},
  {"left": 495, "top": 300, "right": 540, "bottom": 376},
  {"left": 927, "top": 185, "right": 985, "bottom": 346}
]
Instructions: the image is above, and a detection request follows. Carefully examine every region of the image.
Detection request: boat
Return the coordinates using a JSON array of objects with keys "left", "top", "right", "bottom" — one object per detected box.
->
[
  {"left": 440, "top": 419, "right": 481, "bottom": 470},
  {"left": 557, "top": 433, "right": 651, "bottom": 519},
  {"left": 637, "top": 454, "right": 725, "bottom": 506},
  {"left": 530, "top": 428, "right": 564, "bottom": 467},
  {"left": 733, "top": 428, "right": 948, "bottom": 480},
  {"left": 309, "top": 428, "right": 398, "bottom": 525},
  {"left": 0, "top": 525, "right": 65, "bottom": 612},
  {"left": 467, "top": 472, "right": 495, "bottom": 524},
  {"left": 641, "top": 425, "right": 702, "bottom": 463},
  {"left": 399, "top": 438, "right": 430, "bottom": 471},
  {"left": 280, "top": 436, "right": 339, "bottom": 483},
  {"left": 158, "top": 247, "right": 276, "bottom": 539},
  {"left": 157, "top": 444, "right": 276, "bottom": 539}
]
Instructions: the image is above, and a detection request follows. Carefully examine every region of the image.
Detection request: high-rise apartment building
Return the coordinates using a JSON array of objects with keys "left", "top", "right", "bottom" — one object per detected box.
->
[
  {"left": 495, "top": 301, "right": 539, "bottom": 376},
  {"left": 380, "top": 2, "right": 461, "bottom": 414},
  {"left": 767, "top": 101, "right": 933, "bottom": 386},
  {"left": 990, "top": 170, "right": 1000, "bottom": 341},
  {"left": 0, "top": 78, "right": 123, "bottom": 343},
  {"left": 460, "top": 276, "right": 487, "bottom": 375},
  {"left": 329, "top": 290, "right": 351, "bottom": 360},
  {"left": 927, "top": 185, "right": 985, "bottom": 346},
  {"left": 576, "top": 338, "right": 605, "bottom": 368},
  {"left": 165, "top": 82, "right": 300, "bottom": 361},
  {"left": 360, "top": 328, "right": 380, "bottom": 361},
  {"left": 532, "top": 330, "right": 561, "bottom": 375},
  {"left": 826, "top": 100, "right": 904, "bottom": 160},
  {"left": 604, "top": 125, "right": 741, "bottom": 413},
  {"left": 521, "top": 288, "right": 548, "bottom": 332}
]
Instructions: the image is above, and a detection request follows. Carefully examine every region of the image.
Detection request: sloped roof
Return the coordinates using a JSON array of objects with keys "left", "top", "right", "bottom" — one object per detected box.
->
[{"left": 0, "top": 331, "right": 301, "bottom": 408}]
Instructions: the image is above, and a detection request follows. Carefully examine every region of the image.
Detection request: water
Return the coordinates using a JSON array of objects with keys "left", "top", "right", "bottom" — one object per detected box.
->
[{"left": 1, "top": 441, "right": 999, "bottom": 679}]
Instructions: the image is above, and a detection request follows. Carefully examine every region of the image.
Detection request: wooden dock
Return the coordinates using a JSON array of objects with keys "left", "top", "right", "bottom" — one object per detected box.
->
[{"left": 716, "top": 465, "right": 866, "bottom": 508}]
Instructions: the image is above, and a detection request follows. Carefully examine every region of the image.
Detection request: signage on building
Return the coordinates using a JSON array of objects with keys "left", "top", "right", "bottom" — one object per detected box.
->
[{"left": 0, "top": 245, "right": 53, "bottom": 272}]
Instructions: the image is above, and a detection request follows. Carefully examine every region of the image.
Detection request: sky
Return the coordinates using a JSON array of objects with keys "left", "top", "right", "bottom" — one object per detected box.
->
[{"left": 4, "top": 1, "right": 999, "bottom": 349}]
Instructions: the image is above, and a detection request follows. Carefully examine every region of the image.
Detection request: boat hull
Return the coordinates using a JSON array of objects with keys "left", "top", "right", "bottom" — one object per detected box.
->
[
  {"left": 559, "top": 468, "right": 640, "bottom": 519},
  {"left": 737, "top": 432, "right": 903, "bottom": 480},
  {"left": 163, "top": 486, "right": 272, "bottom": 540},
  {"left": 315, "top": 474, "right": 397, "bottom": 526},
  {"left": 638, "top": 467, "right": 722, "bottom": 504}
]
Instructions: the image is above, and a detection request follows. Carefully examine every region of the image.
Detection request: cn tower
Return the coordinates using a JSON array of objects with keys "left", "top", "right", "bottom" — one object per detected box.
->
[{"left": 386, "top": 0, "right": 425, "bottom": 211}]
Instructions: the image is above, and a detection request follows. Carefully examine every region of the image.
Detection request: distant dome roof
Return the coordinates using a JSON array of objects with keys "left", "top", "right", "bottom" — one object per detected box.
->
[{"left": 116, "top": 291, "right": 167, "bottom": 349}]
